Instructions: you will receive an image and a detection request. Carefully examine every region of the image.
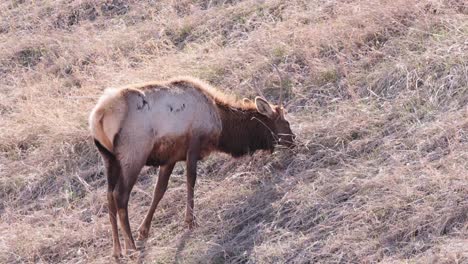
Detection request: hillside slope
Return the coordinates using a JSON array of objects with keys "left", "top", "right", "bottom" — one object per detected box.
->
[{"left": 0, "top": 0, "right": 467, "bottom": 263}]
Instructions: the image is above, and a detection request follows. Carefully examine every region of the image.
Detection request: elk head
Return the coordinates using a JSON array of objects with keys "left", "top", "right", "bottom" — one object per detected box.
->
[{"left": 254, "top": 96, "right": 295, "bottom": 148}]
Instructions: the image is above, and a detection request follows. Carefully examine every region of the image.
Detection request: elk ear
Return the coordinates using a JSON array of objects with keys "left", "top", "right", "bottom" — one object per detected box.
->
[
  {"left": 243, "top": 98, "right": 252, "bottom": 104},
  {"left": 255, "top": 97, "right": 275, "bottom": 118}
]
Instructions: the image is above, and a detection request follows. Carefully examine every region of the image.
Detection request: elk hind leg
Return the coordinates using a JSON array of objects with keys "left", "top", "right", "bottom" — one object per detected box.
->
[
  {"left": 95, "top": 140, "right": 122, "bottom": 258},
  {"left": 114, "top": 161, "right": 144, "bottom": 255}
]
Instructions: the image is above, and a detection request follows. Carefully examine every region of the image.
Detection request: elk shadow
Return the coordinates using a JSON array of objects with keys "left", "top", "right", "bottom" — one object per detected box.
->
[
  {"left": 195, "top": 175, "right": 282, "bottom": 263},
  {"left": 136, "top": 239, "right": 148, "bottom": 264},
  {"left": 174, "top": 230, "right": 193, "bottom": 263},
  {"left": 135, "top": 231, "right": 191, "bottom": 264}
]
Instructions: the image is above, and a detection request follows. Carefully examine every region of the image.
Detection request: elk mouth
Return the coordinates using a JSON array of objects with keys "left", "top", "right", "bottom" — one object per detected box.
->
[{"left": 277, "top": 133, "right": 296, "bottom": 148}]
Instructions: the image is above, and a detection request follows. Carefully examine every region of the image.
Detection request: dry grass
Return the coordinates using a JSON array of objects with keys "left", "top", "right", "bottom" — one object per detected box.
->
[{"left": 0, "top": 0, "right": 467, "bottom": 263}]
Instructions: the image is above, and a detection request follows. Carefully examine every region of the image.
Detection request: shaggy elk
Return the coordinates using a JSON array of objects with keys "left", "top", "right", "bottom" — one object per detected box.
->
[{"left": 89, "top": 77, "right": 295, "bottom": 257}]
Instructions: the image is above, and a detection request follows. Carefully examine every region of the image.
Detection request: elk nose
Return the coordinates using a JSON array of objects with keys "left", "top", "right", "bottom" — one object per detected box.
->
[{"left": 288, "top": 134, "right": 297, "bottom": 148}]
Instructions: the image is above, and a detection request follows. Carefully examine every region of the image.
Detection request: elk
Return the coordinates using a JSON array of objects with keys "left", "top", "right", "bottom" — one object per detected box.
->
[{"left": 89, "top": 77, "right": 295, "bottom": 257}]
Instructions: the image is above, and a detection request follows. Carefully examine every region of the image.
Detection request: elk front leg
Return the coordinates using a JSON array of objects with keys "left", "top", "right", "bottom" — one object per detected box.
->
[
  {"left": 138, "top": 163, "right": 175, "bottom": 240},
  {"left": 185, "top": 139, "right": 201, "bottom": 229}
]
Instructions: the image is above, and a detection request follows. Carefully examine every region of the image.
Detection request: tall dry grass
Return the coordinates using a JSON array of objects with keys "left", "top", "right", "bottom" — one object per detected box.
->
[{"left": 0, "top": 0, "right": 467, "bottom": 263}]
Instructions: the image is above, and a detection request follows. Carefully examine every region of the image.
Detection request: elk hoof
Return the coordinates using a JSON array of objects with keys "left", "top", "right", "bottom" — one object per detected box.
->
[
  {"left": 186, "top": 219, "right": 198, "bottom": 230},
  {"left": 137, "top": 227, "right": 149, "bottom": 241},
  {"left": 112, "top": 249, "right": 122, "bottom": 258},
  {"left": 124, "top": 248, "right": 139, "bottom": 259}
]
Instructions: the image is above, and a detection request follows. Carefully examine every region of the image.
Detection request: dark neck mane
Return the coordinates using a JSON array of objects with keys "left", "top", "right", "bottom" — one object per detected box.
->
[{"left": 216, "top": 103, "right": 276, "bottom": 157}]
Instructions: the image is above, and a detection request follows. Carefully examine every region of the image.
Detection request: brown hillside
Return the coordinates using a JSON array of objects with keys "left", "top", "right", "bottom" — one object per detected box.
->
[{"left": 0, "top": 0, "right": 467, "bottom": 263}]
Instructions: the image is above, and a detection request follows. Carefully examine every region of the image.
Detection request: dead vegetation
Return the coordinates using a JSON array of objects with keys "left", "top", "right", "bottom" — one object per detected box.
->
[{"left": 0, "top": 0, "right": 467, "bottom": 263}]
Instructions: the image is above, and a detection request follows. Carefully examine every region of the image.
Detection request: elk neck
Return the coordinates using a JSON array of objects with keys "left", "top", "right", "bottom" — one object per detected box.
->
[{"left": 216, "top": 103, "right": 276, "bottom": 157}]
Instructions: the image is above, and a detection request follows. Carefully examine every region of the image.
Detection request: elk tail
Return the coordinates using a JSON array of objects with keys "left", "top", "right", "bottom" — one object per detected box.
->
[{"left": 89, "top": 88, "right": 128, "bottom": 154}]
